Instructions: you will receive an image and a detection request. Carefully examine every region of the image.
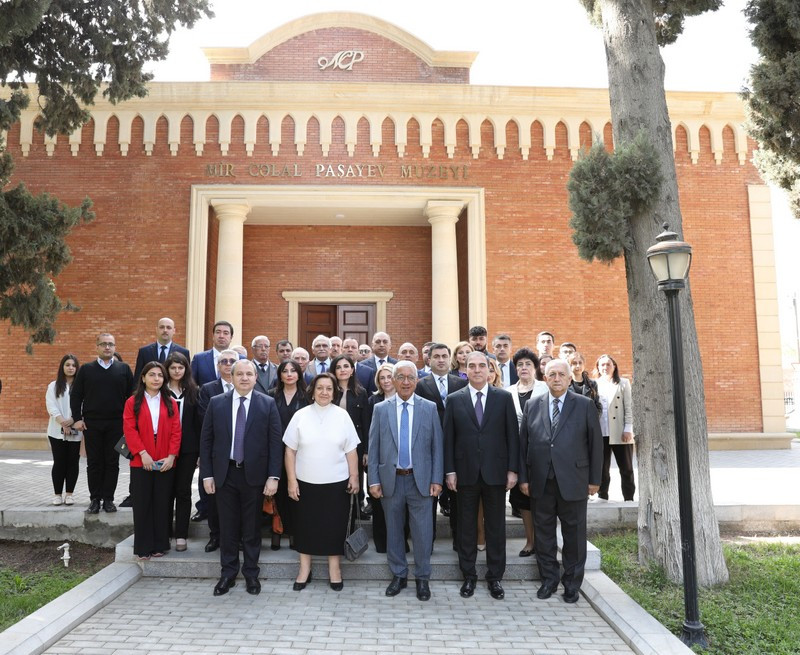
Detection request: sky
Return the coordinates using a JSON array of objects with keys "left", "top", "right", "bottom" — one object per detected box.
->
[{"left": 148, "top": 0, "right": 800, "bottom": 363}]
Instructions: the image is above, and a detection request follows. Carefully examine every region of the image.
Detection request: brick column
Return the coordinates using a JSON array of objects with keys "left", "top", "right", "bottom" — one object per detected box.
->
[{"left": 211, "top": 201, "right": 250, "bottom": 340}]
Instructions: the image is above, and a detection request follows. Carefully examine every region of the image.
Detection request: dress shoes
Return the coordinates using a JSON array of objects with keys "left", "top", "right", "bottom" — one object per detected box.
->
[
  {"left": 536, "top": 582, "right": 559, "bottom": 600},
  {"left": 213, "top": 576, "right": 236, "bottom": 596},
  {"left": 86, "top": 499, "right": 101, "bottom": 514},
  {"left": 204, "top": 537, "right": 220, "bottom": 553},
  {"left": 119, "top": 495, "right": 133, "bottom": 508},
  {"left": 563, "top": 589, "right": 580, "bottom": 604},
  {"left": 293, "top": 571, "right": 312, "bottom": 591},
  {"left": 385, "top": 576, "right": 407, "bottom": 597},
  {"left": 103, "top": 499, "right": 117, "bottom": 513},
  {"left": 460, "top": 577, "right": 477, "bottom": 598},
  {"left": 330, "top": 580, "right": 344, "bottom": 591},
  {"left": 519, "top": 548, "right": 533, "bottom": 558},
  {"left": 245, "top": 577, "right": 261, "bottom": 595},
  {"left": 191, "top": 510, "right": 208, "bottom": 522},
  {"left": 488, "top": 580, "right": 505, "bottom": 600},
  {"left": 415, "top": 579, "right": 431, "bottom": 601}
]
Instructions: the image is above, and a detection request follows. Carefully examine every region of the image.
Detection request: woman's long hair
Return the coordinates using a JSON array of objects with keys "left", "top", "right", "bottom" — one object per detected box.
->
[
  {"left": 594, "top": 354, "right": 621, "bottom": 383},
  {"left": 164, "top": 352, "right": 199, "bottom": 404},
  {"left": 55, "top": 354, "right": 79, "bottom": 398},
  {"left": 330, "top": 354, "right": 363, "bottom": 394},
  {"left": 450, "top": 341, "right": 473, "bottom": 372},
  {"left": 133, "top": 361, "right": 174, "bottom": 419},
  {"left": 274, "top": 359, "right": 308, "bottom": 397}
]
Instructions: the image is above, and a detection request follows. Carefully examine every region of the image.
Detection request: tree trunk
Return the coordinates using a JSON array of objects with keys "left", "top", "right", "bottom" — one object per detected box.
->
[{"left": 595, "top": 0, "right": 728, "bottom": 586}]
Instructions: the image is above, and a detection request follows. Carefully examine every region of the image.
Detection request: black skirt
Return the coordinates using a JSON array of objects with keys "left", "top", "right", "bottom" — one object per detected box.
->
[{"left": 293, "top": 478, "right": 350, "bottom": 556}]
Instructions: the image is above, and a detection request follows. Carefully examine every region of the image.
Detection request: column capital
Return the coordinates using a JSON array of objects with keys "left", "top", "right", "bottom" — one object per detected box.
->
[
  {"left": 210, "top": 199, "right": 250, "bottom": 222},
  {"left": 424, "top": 200, "right": 465, "bottom": 224}
]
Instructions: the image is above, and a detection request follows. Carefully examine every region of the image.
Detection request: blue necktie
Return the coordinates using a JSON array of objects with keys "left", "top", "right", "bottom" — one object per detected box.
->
[
  {"left": 233, "top": 397, "right": 246, "bottom": 464},
  {"left": 398, "top": 402, "right": 410, "bottom": 469},
  {"left": 319, "top": 361, "right": 326, "bottom": 373},
  {"left": 438, "top": 376, "right": 447, "bottom": 404}
]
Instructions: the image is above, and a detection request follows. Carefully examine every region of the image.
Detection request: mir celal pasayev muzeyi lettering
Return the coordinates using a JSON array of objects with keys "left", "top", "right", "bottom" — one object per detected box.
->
[{"left": 205, "top": 162, "right": 469, "bottom": 180}]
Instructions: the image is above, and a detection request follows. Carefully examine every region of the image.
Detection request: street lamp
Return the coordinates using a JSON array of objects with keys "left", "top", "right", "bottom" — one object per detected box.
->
[{"left": 646, "top": 224, "right": 709, "bottom": 649}]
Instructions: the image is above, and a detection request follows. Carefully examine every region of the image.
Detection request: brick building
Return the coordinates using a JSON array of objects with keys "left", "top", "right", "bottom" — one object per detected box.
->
[{"left": 0, "top": 12, "right": 785, "bottom": 444}]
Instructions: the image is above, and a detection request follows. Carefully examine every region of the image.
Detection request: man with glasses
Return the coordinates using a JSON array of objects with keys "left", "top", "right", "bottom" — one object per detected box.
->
[
  {"left": 251, "top": 335, "right": 277, "bottom": 392},
  {"left": 306, "top": 334, "right": 332, "bottom": 376},
  {"left": 357, "top": 344, "right": 372, "bottom": 362},
  {"left": 70, "top": 333, "right": 134, "bottom": 514}
]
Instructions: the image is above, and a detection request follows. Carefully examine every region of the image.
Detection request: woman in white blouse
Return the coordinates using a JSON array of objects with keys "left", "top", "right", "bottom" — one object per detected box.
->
[
  {"left": 284, "top": 373, "right": 360, "bottom": 592},
  {"left": 45, "top": 354, "right": 82, "bottom": 505},
  {"left": 593, "top": 354, "right": 635, "bottom": 502}
]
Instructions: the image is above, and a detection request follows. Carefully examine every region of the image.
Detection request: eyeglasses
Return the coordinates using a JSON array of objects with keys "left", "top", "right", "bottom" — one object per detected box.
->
[
  {"left": 97, "top": 342, "right": 115, "bottom": 348},
  {"left": 253, "top": 344, "right": 270, "bottom": 349},
  {"left": 219, "top": 358, "right": 237, "bottom": 365},
  {"left": 394, "top": 375, "right": 417, "bottom": 383}
]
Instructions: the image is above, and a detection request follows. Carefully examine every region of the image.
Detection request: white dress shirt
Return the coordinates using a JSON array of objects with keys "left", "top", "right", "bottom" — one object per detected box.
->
[{"left": 144, "top": 391, "right": 161, "bottom": 436}]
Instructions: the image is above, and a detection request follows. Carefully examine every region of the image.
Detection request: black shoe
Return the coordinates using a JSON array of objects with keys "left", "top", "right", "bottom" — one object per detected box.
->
[
  {"left": 416, "top": 579, "right": 431, "bottom": 601},
  {"left": 270, "top": 535, "right": 281, "bottom": 551},
  {"left": 511, "top": 507, "right": 522, "bottom": 518},
  {"left": 460, "top": 577, "right": 476, "bottom": 598},
  {"left": 293, "top": 571, "right": 312, "bottom": 591},
  {"left": 213, "top": 576, "right": 235, "bottom": 596},
  {"left": 488, "top": 580, "right": 504, "bottom": 600},
  {"left": 563, "top": 589, "right": 580, "bottom": 604},
  {"left": 385, "top": 576, "right": 407, "bottom": 597},
  {"left": 519, "top": 548, "right": 534, "bottom": 558},
  {"left": 204, "top": 537, "right": 219, "bottom": 553},
  {"left": 191, "top": 511, "right": 208, "bottom": 522},
  {"left": 102, "top": 499, "right": 117, "bottom": 513},
  {"left": 537, "top": 582, "right": 559, "bottom": 600},
  {"left": 86, "top": 499, "right": 101, "bottom": 514},
  {"left": 440, "top": 506, "right": 451, "bottom": 517},
  {"left": 361, "top": 503, "right": 373, "bottom": 517},
  {"left": 330, "top": 580, "right": 343, "bottom": 591},
  {"left": 119, "top": 495, "right": 133, "bottom": 508},
  {"left": 245, "top": 577, "right": 261, "bottom": 595}
]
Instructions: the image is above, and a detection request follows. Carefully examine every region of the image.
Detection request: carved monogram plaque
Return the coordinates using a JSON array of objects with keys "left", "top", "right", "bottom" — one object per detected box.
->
[{"left": 318, "top": 50, "right": 364, "bottom": 71}]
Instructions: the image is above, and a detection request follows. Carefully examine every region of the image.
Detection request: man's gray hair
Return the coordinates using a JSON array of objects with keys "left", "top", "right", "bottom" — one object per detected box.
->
[
  {"left": 312, "top": 334, "right": 331, "bottom": 347},
  {"left": 251, "top": 335, "right": 270, "bottom": 347},
  {"left": 392, "top": 361, "right": 419, "bottom": 379}
]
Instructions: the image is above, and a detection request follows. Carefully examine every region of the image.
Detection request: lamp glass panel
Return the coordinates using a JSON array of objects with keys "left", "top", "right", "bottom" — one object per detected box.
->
[
  {"left": 648, "top": 252, "right": 671, "bottom": 282},
  {"left": 667, "top": 252, "right": 691, "bottom": 280}
]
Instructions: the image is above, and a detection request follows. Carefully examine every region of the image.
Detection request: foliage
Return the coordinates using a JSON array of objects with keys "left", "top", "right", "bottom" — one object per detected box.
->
[
  {"left": 0, "top": 0, "right": 212, "bottom": 350},
  {"left": 743, "top": 0, "right": 800, "bottom": 218},
  {"left": 578, "top": 0, "right": 723, "bottom": 45},
  {"left": 593, "top": 531, "right": 800, "bottom": 654},
  {"left": 567, "top": 131, "right": 662, "bottom": 263}
]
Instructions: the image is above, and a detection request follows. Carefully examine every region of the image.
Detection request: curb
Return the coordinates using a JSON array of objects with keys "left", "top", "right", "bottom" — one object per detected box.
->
[
  {"left": 0, "top": 562, "right": 141, "bottom": 655},
  {"left": 581, "top": 569, "right": 692, "bottom": 655}
]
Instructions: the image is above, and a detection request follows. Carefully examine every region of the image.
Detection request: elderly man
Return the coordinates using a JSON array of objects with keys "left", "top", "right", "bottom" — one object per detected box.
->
[
  {"left": 368, "top": 361, "right": 443, "bottom": 601},
  {"left": 307, "top": 335, "right": 332, "bottom": 376},
  {"left": 330, "top": 336, "right": 343, "bottom": 358},
  {"left": 291, "top": 347, "right": 312, "bottom": 384},
  {"left": 397, "top": 342, "right": 429, "bottom": 378},
  {"left": 358, "top": 344, "right": 372, "bottom": 362},
  {"left": 251, "top": 335, "right": 277, "bottom": 392},
  {"left": 200, "top": 359, "right": 283, "bottom": 597},
  {"left": 342, "top": 338, "right": 360, "bottom": 359},
  {"left": 519, "top": 358, "right": 602, "bottom": 603}
]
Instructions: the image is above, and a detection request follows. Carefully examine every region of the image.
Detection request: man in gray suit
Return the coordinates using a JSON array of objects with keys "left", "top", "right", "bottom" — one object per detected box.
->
[
  {"left": 368, "top": 361, "right": 443, "bottom": 601},
  {"left": 519, "top": 358, "right": 602, "bottom": 603},
  {"left": 251, "top": 335, "right": 277, "bottom": 392}
]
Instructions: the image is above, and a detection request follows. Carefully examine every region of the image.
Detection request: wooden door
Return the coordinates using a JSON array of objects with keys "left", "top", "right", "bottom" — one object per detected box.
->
[
  {"left": 338, "top": 304, "right": 375, "bottom": 346},
  {"left": 299, "top": 304, "right": 337, "bottom": 351}
]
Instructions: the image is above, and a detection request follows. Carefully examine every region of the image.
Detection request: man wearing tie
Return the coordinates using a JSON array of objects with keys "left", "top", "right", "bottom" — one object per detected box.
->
[
  {"left": 133, "top": 317, "right": 190, "bottom": 380},
  {"left": 518, "top": 358, "right": 602, "bottom": 603},
  {"left": 251, "top": 335, "right": 277, "bottom": 392},
  {"left": 368, "top": 361, "right": 443, "bottom": 601},
  {"left": 444, "top": 351, "right": 519, "bottom": 600},
  {"left": 200, "top": 359, "right": 283, "bottom": 596},
  {"left": 416, "top": 343, "right": 467, "bottom": 528},
  {"left": 306, "top": 335, "right": 332, "bottom": 376},
  {"left": 492, "top": 334, "right": 518, "bottom": 389},
  {"left": 357, "top": 332, "right": 397, "bottom": 394},
  {"left": 191, "top": 321, "right": 235, "bottom": 386}
]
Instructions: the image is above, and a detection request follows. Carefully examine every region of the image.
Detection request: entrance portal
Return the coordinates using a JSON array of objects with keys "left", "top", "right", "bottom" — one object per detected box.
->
[{"left": 298, "top": 303, "right": 376, "bottom": 350}]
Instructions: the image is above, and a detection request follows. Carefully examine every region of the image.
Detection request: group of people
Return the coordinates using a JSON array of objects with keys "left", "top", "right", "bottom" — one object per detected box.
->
[{"left": 46, "top": 318, "right": 635, "bottom": 603}]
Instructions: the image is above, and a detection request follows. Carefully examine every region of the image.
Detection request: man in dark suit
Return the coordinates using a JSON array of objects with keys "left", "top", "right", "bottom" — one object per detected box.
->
[
  {"left": 133, "top": 317, "right": 190, "bottom": 380},
  {"left": 251, "top": 335, "right": 277, "bottom": 392},
  {"left": 518, "top": 358, "right": 602, "bottom": 603},
  {"left": 368, "top": 361, "right": 443, "bottom": 601},
  {"left": 416, "top": 343, "right": 467, "bottom": 530},
  {"left": 358, "top": 331, "right": 397, "bottom": 394},
  {"left": 200, "top": 359, "right": 282, "bottom": 597},
  {"left": 191, "top": 320, "right": 235, "bottom": 385},
  {"left": 444, "top": 351, "right": 519, "bottom": 600},
  {"left": 194, "top": 350, "right": 238, "bottom": 551},
  {"left": 492, "top": 334, "right": 518, "bottom": 388}
]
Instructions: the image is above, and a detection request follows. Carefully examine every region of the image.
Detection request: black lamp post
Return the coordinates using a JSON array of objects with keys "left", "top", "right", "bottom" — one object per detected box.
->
[{"left": 646, "top": 224, "right": 709, "bottom": 649}]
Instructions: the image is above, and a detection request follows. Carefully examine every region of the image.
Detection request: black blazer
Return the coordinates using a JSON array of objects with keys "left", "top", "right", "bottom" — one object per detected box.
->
[
  {"left": 171, "top": 391, "right": 200, "bottom": 454},
  {"left": 199, "top": 390, "right": 283, "bottom": 488},
  {"left": 134, "top": 342, "right": 190, "bottom": 380},
  {"left": 569, "top": 376, "right": 603, "bottom": 415},
  {"left": 416, "top": 373, "right": 468, "bottom": 425},
  {"left": 518, "top": 390, "right": 603, "bottom": 501},
  {"left": 443, "top": 385, "right": 519, "bottom": 486},
  {"left": 267, "top": 387, "right": 309, "bottom": 433},
  {"left": 197, "top": 379, "right": 226, "bottom": 427},
  {"left": 341, "top": 387, "right": 370, "bottom": 454}
]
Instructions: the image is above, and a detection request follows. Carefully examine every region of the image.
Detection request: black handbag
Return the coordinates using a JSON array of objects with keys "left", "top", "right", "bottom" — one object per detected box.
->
[
  {"left": 344, "top": 494, "right": 369, "bottom": 561},
  {"left": 113, "top": 435, "right": 133, "bottom": 460}
]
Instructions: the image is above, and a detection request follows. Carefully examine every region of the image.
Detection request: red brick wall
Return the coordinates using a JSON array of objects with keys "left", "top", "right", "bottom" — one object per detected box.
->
[
  {"left": 210, "top": 28, "right": 469, "bottom": 84},
  {"left": 2, "top": 111, "right": 763, "bottom": 433}
]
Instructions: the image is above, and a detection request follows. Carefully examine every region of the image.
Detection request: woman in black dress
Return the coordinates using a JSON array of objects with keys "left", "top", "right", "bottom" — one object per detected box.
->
[
  {"left": 567, "top": 352, "right": 602, "bottom": 415},
  {"left": 267, "top": 359, "right": 308, "bottom": 550},
  {"left": 164, "top": 352, "right": 199, "bottom": 552}
]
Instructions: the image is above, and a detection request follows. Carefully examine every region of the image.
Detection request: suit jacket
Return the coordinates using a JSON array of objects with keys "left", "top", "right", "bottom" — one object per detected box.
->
[
  {"left": 199, "top": 390, "right": 283, "bottom": 488},
  {"left": 367, "top": 394, "right": 443, "bottom": 497},
  {"left": 191, "top": 349, "right": 217, "bottom": 386},
  {"left": 416, "top": 373, "right": 468, "bottom": 425},
  {"left": 498, "top": 360, "right": 518, "bottom": 387},
  {"left": 518, "top": 390, "right": 603, "bottom": 501},
  {"left": 306, "top": 358, "right": 332, "bottom": 377},
  {"left": 356, "top": 363, "right": 378, "bottom": 395},
  {"left": 341, "top": 387, "right": 370, "bottom": 453},
  {"left": 134, "top": 342, "right": 190, "bottom": 380},
  {"left": 253, "top": 360, "right": 278, "bottom": 393},
  {"left": 443, "top": 385, "right": 519, "bottom": 486},
  {"left": 197, "top": 378, "right": 226, "bottom": 426}
]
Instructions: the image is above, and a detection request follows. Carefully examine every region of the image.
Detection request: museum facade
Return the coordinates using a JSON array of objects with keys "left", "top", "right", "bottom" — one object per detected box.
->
[{"left": 1, "top": 12, "right": 785, "bottom": 443}]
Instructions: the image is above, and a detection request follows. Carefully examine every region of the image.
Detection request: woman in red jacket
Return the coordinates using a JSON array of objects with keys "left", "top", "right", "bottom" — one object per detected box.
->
[{"left": 123, "top": 361, "right": 182, "bottom": 560}]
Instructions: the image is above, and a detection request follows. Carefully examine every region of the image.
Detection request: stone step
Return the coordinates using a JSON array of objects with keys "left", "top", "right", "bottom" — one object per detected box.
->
[{"left": 114, "top": 534, "right": 600, "bottom": 581}]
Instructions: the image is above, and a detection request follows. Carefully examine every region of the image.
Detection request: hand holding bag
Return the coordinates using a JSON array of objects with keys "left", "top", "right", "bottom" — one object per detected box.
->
[
  {"left": 262, "top": 495, "right": 284, "bottom": 535},
  {"left": 344, "top": 494, "right": 369, "bottom": 561}
]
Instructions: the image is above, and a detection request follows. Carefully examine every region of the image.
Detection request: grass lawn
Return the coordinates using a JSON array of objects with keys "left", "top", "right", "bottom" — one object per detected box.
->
[{"left": 592, "top": 531, "right": 800, "bottom": 654}]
